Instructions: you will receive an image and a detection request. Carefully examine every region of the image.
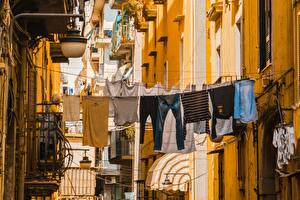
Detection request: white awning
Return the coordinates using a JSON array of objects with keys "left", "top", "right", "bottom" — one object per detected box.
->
[{"left": 146, "top": 153, "right": 191, "bottom": 192}]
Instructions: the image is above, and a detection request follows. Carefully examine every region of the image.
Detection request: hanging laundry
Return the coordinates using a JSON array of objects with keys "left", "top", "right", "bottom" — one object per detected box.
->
[
  {"left": 139, "top": 96, "right": 158, "bottom": 144},
  {"left": 273, "top": 125, "right": 295, "bottom": 169},
  {"left": 194, "top": 121, "right": 209, "bottom": 134},
  {"left": 158, "top": 105, "right": 196, "bottom": 154},
  {"left": 234, "top": 80, "right": 258, "bottom": 123},
  {"left": 62, "top": 95, "right": 80, "bottom": 121},
  {"left": 181, "top": 90, "right": 211, "bottom": 136},
  {"left": 209, "top": 84, "right": 235, "bottom": 139},
  {"left": 103, "top": 79, "right": 122, "bottom": 96},
  {"left": 121, "top": 81, "right": 139, "bottom": 96},
  {"left": 112, "top": 96, "right": 138, "bottom": 126},
  {"left": 155, "top": 94, "right": 184, "bottom": 151},
  {"left": 82, "top": 96, "right": 109, "bottom": 148},
  {"left": 140, "top": 83, "right": 165, "bottom": 96},
  {"left": 103, "top": 79, "right": 122, "bottom": 117}
]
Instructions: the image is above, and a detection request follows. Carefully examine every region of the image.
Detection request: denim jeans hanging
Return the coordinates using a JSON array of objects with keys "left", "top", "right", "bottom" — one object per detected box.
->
[{"left": 155, "top": 94, "right": 184, "bottom": 151}]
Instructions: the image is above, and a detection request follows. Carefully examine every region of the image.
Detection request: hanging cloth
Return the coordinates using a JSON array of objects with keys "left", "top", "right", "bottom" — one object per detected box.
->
[
  {"left": 234, "top": 80, "right": 258, "bottom": 123},
  {"left": 155, "top": 94, "right": 184, "bottom": 151},
  {"left": 273, "top": 125, "right": 295, "bottom": 169},
  {"left": 112, "top": 96, "right": 139, "bottom": 126},
  {"left": 209, "top": 84, "right": 236, "bottom": 139},
  {"left": 181, "top": 90, "right": 211, "bottom": 136},
  {"left": 158, "top": 104, "right": 196, "bottom": 153},
  {"left": 62, "top": 95, "right": 80, "bottom": 121},
  {"left": 82, "top": 96, "right": 109, "bottom": 148}
]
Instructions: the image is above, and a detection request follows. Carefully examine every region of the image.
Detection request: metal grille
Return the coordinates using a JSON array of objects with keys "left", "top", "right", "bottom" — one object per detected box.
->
[{"left": 59, "top": 168, "right": 96, "bottom": 197}]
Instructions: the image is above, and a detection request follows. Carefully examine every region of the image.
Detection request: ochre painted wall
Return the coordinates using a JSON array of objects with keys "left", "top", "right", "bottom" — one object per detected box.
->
[
  {"left": 34, "top": 40, "right": 61, "bottom": 107},
  {"left": 207, "top": 0, "right": 300, "bottom": 199}
]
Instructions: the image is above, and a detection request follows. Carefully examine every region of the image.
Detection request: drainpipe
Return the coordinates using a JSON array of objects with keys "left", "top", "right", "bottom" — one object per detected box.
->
[{"left": 253, "top": 122, "right": 259, "bottom": 200}]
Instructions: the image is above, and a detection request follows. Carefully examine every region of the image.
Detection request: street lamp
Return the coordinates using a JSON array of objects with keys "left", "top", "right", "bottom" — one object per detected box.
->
[
  {"left": 70, "top": 148, "right": 92, "bottom": 169},
  {"left": 10, "top": 13, "right": 87, "bottom": 58},
  {"left": 60, "top": 29, "right": 87, "bottom": 58},
  {"left": 162, "top": 173, "right": 191, "bottom": 186}
]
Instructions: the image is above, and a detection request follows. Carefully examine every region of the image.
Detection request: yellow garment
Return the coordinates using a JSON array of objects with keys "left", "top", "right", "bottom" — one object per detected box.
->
[{"left": 82, "top": 96, "right": 109, "bottom": 148}]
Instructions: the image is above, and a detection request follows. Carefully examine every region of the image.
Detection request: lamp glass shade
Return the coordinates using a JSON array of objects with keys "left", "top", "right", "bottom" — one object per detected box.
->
[
  {"left": 79, "top": 156, "right": 92, "bottom": 169},
  {"left": 60, "top": 36, "right": 87, "bottom": 58},
  {"left": 162, "top": 177, "right": 172, "bottom": 185}
]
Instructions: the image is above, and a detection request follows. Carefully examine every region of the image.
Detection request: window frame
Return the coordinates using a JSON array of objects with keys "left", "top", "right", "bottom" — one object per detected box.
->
[{"left": 259, "top": 0, "right": 272, "bottom": 71}]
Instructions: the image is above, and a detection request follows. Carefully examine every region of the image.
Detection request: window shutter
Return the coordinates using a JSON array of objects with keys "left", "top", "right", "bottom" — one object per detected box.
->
[{"left": 265, "top": 0, "right": 272, "bottom": 66}]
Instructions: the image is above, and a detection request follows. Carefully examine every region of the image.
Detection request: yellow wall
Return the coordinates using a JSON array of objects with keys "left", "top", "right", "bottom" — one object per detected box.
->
[
  {"left": 207, "top": 0, "right": 300, "bottom": 199},
  {"left": 140, "top": 0, "right": 197, "bottom": 199},
  {"left": 142, "top": 0, "right": 196, "bottom": 89},
  {"left": 34, "top": 40, "right": 61, "bottom": 108}
]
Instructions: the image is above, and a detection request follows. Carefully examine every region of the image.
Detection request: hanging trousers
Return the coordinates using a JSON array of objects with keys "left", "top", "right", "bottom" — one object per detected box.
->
[
  {"left": 139, "top": 96, "right": 158, "bottom": 144},
  {"left": 155, "top": 94, "right": 184, "bottom": 151}
]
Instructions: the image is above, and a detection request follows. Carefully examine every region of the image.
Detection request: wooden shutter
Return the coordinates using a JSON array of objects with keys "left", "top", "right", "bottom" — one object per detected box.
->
[{"left": 265, "top": 0, "right": 272, "bottom": 66}]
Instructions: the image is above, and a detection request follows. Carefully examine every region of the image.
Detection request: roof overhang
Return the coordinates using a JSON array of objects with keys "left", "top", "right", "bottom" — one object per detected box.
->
[{"left": 11, "top": 0, "right": 74, "bottom": 36}]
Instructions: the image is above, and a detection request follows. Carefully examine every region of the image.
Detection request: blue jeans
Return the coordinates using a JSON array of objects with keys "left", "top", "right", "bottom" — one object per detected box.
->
[
  {"left": 234, "top": 80, "right": 258, "bottom": 123},
  {"left": 155, "top": 94, "right": 184, "bottom": 151}
]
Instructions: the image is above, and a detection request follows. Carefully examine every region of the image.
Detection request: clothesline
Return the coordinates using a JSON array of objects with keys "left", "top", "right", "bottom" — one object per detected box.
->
[
  {"left": 34, "top": 64, "right": 293, "bottom": 81},
  {"left": 63, "top": 78, "right": 260, "bottom": 153}
]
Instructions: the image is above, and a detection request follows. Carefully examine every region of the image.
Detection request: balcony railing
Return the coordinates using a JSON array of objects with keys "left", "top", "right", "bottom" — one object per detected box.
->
[
  {"left": 110, "top": 13, "right": 135, "bottom": 58},
  {"left": 26, "top": 110, "right": 72, "bottom": 179},
  {"left": 25, "top": 108, "right": 73, "bottom": 197},
  {"left": 95, "top": 37, "right": 111, "bottom": 48},
  {"left": 108, "top": 130, "right": 134, "bottom": 164}
]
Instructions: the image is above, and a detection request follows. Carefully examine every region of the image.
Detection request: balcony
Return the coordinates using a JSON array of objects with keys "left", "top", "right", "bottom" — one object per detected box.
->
[
  {"left": 109, "top": 0, "right": 127, "bottom": 9},
  {"left": 207, "top": 2, "right": 223, "bottom": 21},
  {"left": 110, "top": 14, "right": 135, "bottom": 59},
  {"left": 144, "top": 4, "right": 157, "bottom": 21},
  {"left": 95, "top": 37, "right": 111, "bottom": 48},
  {"left": 153, "top": 0, "right": 166, "bottom": 4},
  {"left": 91, "top": 47, "right": 100, "bottom": 61},
  {"left": 108, "top": 130, "right": 134, "bottom": 164},
  {"left": 136, "top": 20, "right": 148, "bottom": 32},
  {"left": 25, "top": 110, "right": 72, "bottom": 197}
]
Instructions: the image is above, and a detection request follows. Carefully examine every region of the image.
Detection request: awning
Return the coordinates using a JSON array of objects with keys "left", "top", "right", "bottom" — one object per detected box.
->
[{"left": 146, "top": 153, "right": 190, "bottom": 192}]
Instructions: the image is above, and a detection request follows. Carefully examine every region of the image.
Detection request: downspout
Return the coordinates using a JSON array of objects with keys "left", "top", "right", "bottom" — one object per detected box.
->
[{"left": 253, "top": 122, "right": 259, "bottom": 200}]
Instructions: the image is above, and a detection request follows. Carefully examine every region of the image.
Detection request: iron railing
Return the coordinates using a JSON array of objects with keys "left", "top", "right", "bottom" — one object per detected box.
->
[
  {"left": 110, "top": 13, "right": 135, "bottom": 54},
  {"left": 108, "top": 130, "right": 134, "bottom": 163},
  {"left": 27, "top": 110, "right": 73, "bottom": 181}
]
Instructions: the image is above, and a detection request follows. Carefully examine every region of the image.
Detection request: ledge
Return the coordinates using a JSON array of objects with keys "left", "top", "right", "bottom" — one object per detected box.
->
[
  {"left": 153, "top": 0, "right": 166, "bottom": 4},
  {"left": 141, "top": 62, "right": 149, "bottom": 68},
  {"left": 148, "top": 50, "right": 157, "bottom": 56},
  {"left": 173, "top": 14, "right": 185, "bottom": 22},
  {"left": 207, "top": 2, "right": 223, "bottom": 21},
  {"left": 158, "top": 35, "right": 168, "bottom": 42}
]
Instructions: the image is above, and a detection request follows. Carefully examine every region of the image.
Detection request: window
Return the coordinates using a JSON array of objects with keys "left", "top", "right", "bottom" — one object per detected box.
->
[
  {"left": 218, "top": 151, "right": 224, "bottom": 200},
  {"left": 259, "top": 0, "right": 272, "bottom": 71},
  {"left": 297, "top": 14, "right": 300, "bottom": 100},
  {"left": 238, "top": 135, "right": 245, "bottom": 192}
]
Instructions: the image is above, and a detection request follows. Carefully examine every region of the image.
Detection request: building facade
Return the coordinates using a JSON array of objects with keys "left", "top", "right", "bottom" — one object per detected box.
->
[
  {"left": 117, "top": 0, "right": 209, "bottom": 199},
  {"left": 206, "top": 0, "right": 300, "bottom": 199}
]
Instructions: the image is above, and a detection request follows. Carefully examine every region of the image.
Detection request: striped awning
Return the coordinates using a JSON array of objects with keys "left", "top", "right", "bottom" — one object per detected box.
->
[{"left": 146, "top": 153, "right": 190, "bottom": 191}]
